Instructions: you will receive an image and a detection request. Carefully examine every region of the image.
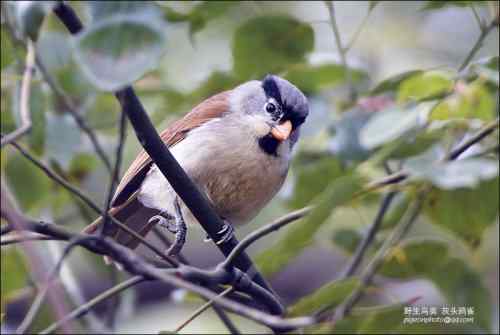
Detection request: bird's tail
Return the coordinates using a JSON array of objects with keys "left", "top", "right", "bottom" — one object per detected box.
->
[{"left": 82, "top": 194, "right": 159, "bottom": 265}]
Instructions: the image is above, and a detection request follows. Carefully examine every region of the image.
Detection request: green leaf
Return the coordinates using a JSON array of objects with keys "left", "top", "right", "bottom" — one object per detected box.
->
[
  {"left": 329, "top": 108, "right": 373, "bottom": 163},
  {"left": 429, "top": 258, "right": 491, "bottom": 331},
  {"left": 370, "top": 70, "right": 423, "bottom": 95},
  {"left": 287, "top": 278, "right": 360, "bottom": 316},
  {"left": 37, "top": 32, "right": 95, "bottom": 102},
  {"left": 232, "top": 16, "right": 314, "bottom": 80},
  {"left": 74, "top": 15, "right": 167, "bottom": 91},
  {"left": 1, "top": 247, "right": 31, "bottom": 317},
  {"left": 333, "top": 302, "right": 409, "bottom": 333},
  {"left": 288, "top": 157, "right": 344, "bottom": 209},
  {"left": 89, "top": 1, "right": 157, "bottom": 22},
  {"left": 379, "top": 239, "right": 449, "bottom": 278},
  {"left": 68, "top": 152, "right": 99, "bottom": 181},
  {"left": 422, "top": 1, "right": 484, "bottom": 10},
  {"left": 360, "top": 105, "right": 421, "bottom": 150},
  {"left": 332, "top": 228, "right": 363, "bottom": 253},
  {"left": 161, "top": 1, "right": 235, "bottom": 35},
  {"left": 425, "top": 177, "right": 499, "bottom": 247},
  {"left": 397, "top": 71, "right": 453, "bottom": 102},
  {"left": 255, "top": 175, "right": 363, "bottom": 276},
  {"left": 407, "top": 158, "right": 498, "bottom": 189},
  {"left": 431, "top": 82, "right": 496, "bottom": 121},
  {"left": 45, "top": 113, "right": 82, "bottom": 169},
  {"left": 12, "top": 1, "right": 55, "bottom": 41},
  {"left": 284, "top": 63, "right": 367, "bottom": 95},
  {"left": 26, "top": 84, "right": 46, "bottom": 155},
  {"left": 1, "top": 28, "right": 15, "bottom": 70},
  {"left": 4, "top": 153, "right": 51, "bottom": 212}
]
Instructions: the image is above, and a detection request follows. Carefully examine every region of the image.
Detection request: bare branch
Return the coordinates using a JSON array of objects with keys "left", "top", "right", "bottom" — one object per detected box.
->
[
  {"left": 173, "top": 286, "right": 235, "bottom": 333},
  {"left": 458, "top": 19, "right": 498, "bottom": 71},
  {"left": 16, "top": 236, "right": 88, "bottom": 334},
  {"left": 339, "top": 191, "right": 397, "bottom": 279},
  {"left": 222, "top": 206, "right": 312, "bottom": 270},
  {"left": 324, "top": 1, "right": 356, "bottom": 101},
  {"left": 1, "top": 40, "right": 35, "bottom": 147},
  {"left": 6, "top": 140, "right": 179, "bottom": 266},
  {"left": 331, "top": 192, "right": 427, "bottom": 320},
  {"left": 40, "top": 276, "right": 144, "bottom": 334},
  {"left": 100, "top": 110, "right": 127, "bottom": 235}
]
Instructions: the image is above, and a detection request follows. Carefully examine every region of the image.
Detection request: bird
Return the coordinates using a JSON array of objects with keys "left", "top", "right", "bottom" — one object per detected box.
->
[{"left": 83, "top": 74, "right": 309, "bottom": 261}]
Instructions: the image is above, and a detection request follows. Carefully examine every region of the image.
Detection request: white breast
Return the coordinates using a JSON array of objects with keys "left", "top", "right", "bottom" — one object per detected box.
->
[{"left": 137, "top": 114, "right": 291, "bottom": 226}]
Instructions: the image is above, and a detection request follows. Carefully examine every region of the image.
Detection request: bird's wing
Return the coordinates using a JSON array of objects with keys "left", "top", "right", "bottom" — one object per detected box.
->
[{"left": 111, "top": 90, "right": 232, "bottom": 207}]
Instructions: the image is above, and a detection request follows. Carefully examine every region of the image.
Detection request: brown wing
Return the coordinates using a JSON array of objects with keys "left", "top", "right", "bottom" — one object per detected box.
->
[{"left": 111, "top": 90, "right": 231, "bottom": 207}]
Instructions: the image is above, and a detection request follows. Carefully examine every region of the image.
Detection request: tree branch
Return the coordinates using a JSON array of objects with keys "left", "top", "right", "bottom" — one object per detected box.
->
[
  {"left": 324, "top": 1, "right": 356, "bottom": 101},
  {"left": 1, "top": 40, "right": 35, "bottom": 147},
  {"left": 100, "top": 110, "right": 127, "bottom": 236},
  {"left": 458, "top": 19, "right": 498, "bottom": 71},
  {"left": 331, "top": 192, "right": 427, "bottom": 320},
  {"left": 339, "top": 191, "right": 397, "bottom": 279},
  {"left": 5, "top": 140, "right": 179, "bottom": 267},
  {"left": 173, "top": 286, "right": 235, "bottom": 333},
  {"left": 222, "top": 206, "right": 312, "bottom": 270},
  {"left": 40, "top": 276, "right": 144, "bottom": 334}
]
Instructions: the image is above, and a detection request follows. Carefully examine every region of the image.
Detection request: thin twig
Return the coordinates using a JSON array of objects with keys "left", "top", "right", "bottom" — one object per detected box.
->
[
  {"left": 458, "top": 19, "right": 498, "bottom": 71},
  {"left": 470, "top": 4, "right": 485, "bottom": 31},
  {"left": 34, "top": 55, "right": 114, "bottom": 174},
  {"left": 1, "top": 232, "right": 59, "bottom": 245},
  {"left": 324, "top": 1, "right": 356, "bottom": 101},
  {"left": 151, "top": 227, "right": 241, "bottom": 334},
  {"left": 16, "top": 237, "right": 88, "bottom": 334},
  {"left": 173, "top": 286, "right": 235, "bottom": 333},
  {"left": 100, "top": 110, "right": 127, "bottom": 236},
  {"left": 1, "top": 40, "right": 35, "bottom": 147},
  {"left": 344, "top": 6, "right": 372, "bottom": 52},
  {"left": 222, "top": 207, "right": 312, "bottom": 269},
  {"left": 363, "top": 118, "right": 499, "bottom": 192},
  {"left": 447, "top": 118, "right": 499, "bottom": 160},
  {"left": 339, "top": 191, "right": 398, "bottom": 279},
  {"left": 6, "top": 140, "right": 178, "bottom": 267},
  {"left": 331, "top": 192, "right": 427, "bottom": 320},
  {"left": 41, "top": 276, "right": 144, "bottom": 334}
]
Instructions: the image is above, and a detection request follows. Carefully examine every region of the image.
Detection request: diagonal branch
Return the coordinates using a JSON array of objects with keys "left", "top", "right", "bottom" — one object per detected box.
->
[
  {"left": 6, "top": 140, "right": 178, "bottom": 267},
  {"left": 1, "top": 40, "right": 35, "bottom": 147}
]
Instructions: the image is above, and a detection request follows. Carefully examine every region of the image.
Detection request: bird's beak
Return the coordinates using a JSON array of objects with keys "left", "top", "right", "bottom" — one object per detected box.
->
[{"left": 270, "top": 120, "right": 293, "bottom": 141}]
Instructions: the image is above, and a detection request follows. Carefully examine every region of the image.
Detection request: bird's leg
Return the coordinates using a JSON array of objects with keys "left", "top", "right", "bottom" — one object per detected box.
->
[
  {"left": 203, "top": 218, "right": 234, "bottom": 245},
  {"left": 168, "top": 197, "right": 187, "bottom": 256},
  {"left": 147, "top": 197, "right": 187, "bottom": 256}
]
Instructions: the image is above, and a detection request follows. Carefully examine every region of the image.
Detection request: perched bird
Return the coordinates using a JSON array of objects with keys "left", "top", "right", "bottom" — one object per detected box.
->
[{"left": 84, "top": 74, "right": 309, "bottom": 259}]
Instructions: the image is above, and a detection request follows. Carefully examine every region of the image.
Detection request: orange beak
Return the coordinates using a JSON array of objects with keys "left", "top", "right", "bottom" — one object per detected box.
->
[{"left": 270, "top": 120, "right": 293, "bottom": 142}]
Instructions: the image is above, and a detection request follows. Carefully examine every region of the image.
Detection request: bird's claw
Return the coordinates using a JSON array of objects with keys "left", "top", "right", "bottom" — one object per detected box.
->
[
  {"left": 148, "top": 213, "right": 177, "bottom": 234},
  {"left": 148, "top": 199, "right": 186, "bottom": 256}
]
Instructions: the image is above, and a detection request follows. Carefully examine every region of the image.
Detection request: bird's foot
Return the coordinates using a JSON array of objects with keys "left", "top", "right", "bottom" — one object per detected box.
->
[
  {"left": 204, "top": 220, "right": 234, "bottom": 245},
  {"left": 147, "top": 198, "right": 187, "bottom": 256}
]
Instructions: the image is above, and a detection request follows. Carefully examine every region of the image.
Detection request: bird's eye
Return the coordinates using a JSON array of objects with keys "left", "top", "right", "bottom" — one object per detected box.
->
[{"left": 265, "top": 102, "right": 277, "bottom": 114}]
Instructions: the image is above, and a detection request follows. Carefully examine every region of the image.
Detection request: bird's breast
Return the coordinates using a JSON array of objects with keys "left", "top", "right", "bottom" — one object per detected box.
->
[{"left": 137, "top": 117, "right": 291, "bottom": 226}]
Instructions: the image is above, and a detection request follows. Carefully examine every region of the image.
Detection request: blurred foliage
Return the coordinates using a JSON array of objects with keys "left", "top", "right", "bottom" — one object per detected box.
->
[{"left": 0, "top": 1, "right": 498, "bottom": 333}]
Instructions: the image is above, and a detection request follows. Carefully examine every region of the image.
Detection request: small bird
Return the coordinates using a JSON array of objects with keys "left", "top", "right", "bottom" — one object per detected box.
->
[{"left": 84, "top": 74, "right": 309, "bottom": 259}]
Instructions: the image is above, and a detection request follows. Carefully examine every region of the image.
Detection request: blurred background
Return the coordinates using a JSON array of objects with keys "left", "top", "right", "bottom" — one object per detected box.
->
[{"left": 1, "top": 1, "right": 499, "bottom": 334}]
